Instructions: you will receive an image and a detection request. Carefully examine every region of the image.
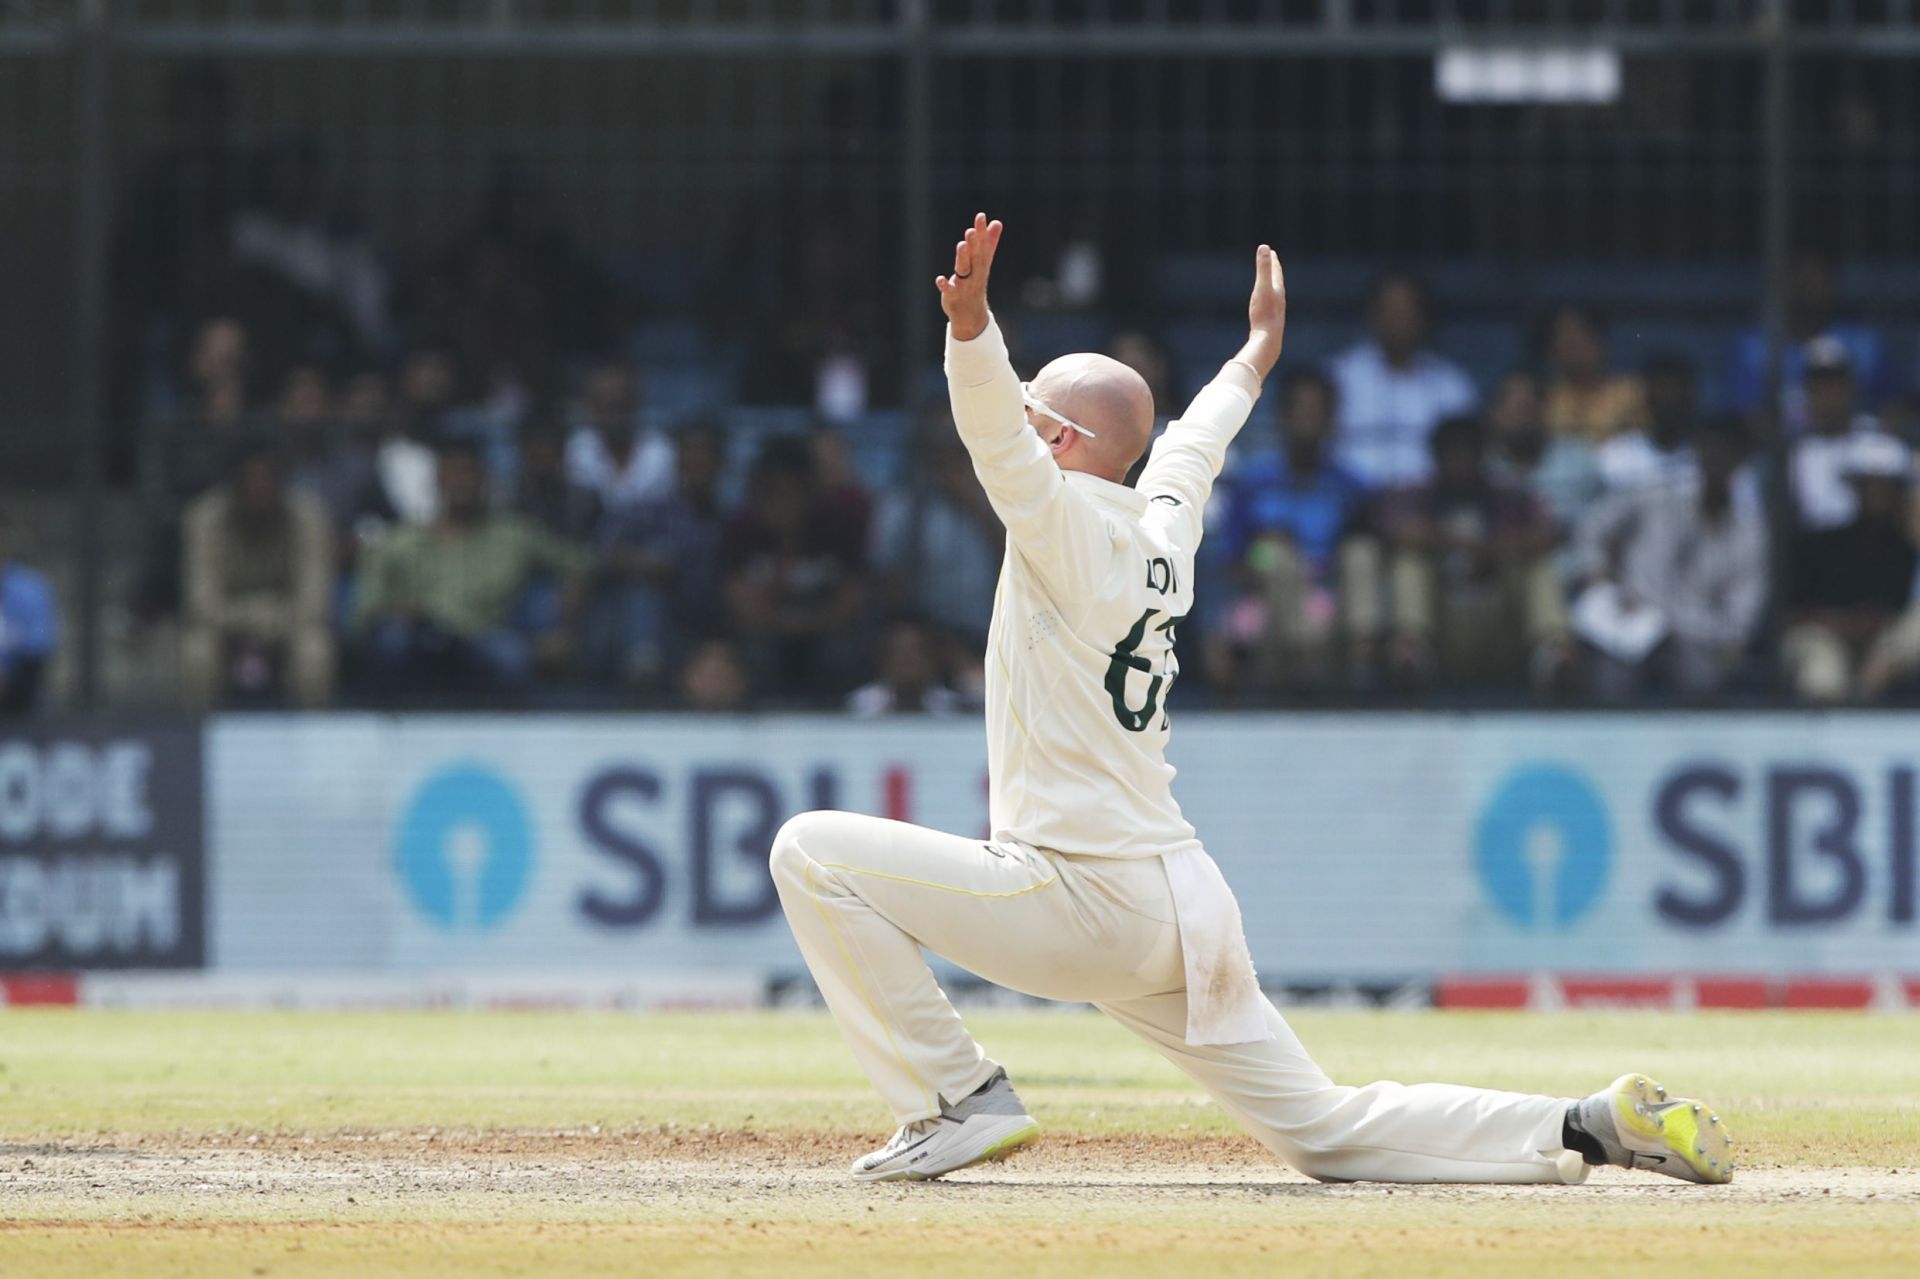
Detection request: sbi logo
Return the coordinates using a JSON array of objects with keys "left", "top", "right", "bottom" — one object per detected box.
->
[
  {"left": 394, "top": 764, "right": 535, "bottom": 932},
  {"left": 1474, "top": 764, "right": 1612, "bottom": 930}
]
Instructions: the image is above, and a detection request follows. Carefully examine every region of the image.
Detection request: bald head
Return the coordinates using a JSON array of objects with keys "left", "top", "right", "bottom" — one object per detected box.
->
[{"left": 1026, "top": 352, "right": 1155, "bottom": 483}]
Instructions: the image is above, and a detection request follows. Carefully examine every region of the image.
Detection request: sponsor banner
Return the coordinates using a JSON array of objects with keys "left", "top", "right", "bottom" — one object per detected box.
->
[
  {"left": 0, "top": 723, "right": 204, "bottom": 969},
  {"left": 208, "top": 716, "right": 987, "bottom": 972},
  {"left": 72, "top": 968, "right": 764, "bottom": 1012},
  {"left": 207, "top": 713, "right": 1920, "bottom": 981}
]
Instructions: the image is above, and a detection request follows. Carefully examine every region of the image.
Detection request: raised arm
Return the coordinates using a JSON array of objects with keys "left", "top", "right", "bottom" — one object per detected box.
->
[
  {"left": 1136, "top": 245, "right": 1288, "bottom": 541},
  {"left": 936, "top": 214, "right": 1112, "bottom": 593}
]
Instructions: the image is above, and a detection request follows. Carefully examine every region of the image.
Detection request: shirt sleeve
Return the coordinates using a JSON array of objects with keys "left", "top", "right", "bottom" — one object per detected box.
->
[
  {"left": 946, "top": 314, "right": 1114, "bottom": 597},
  {"left": 1134, "top": 363, "right": 1261, "bottom": 550}
]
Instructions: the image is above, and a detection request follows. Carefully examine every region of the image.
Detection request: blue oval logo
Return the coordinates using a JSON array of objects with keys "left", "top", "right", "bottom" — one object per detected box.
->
[
  {"left": 394, "top": 764, "right": 535, "bottom": 932},
  {"left": 1474, "top": 764, "right": 1612, "bottom": 929}
]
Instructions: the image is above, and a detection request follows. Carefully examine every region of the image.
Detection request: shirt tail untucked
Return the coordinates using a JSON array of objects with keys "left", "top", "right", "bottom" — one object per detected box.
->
[{"left": 1160, "top": 847, "right": 1272, "bottom": 1046}]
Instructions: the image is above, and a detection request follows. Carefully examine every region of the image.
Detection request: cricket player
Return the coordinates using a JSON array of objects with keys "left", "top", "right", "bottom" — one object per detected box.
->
[{"left": 771, "top": 213, "right": 1734, "bottom": 1186}]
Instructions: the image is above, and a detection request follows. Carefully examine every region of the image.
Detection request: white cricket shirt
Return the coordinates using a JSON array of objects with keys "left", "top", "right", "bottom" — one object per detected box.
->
[{"left": 947, "top": 315, "right": 1271, "bottom": 1044}]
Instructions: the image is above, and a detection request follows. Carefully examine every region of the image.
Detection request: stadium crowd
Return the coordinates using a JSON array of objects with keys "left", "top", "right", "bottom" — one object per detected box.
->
[{"left": 6, "top": 203, "right": 1917, "bottom": 717}]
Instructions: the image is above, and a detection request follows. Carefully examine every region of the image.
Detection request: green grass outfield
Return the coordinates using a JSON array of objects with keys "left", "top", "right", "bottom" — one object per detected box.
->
[{"left": 3, "top": 1009, "right": 1918, "bottom": 1277}]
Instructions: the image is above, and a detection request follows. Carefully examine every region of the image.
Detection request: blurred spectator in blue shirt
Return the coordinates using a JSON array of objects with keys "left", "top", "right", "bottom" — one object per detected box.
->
[
  {"left": 1221, "top": 371, "right": 1369, "bottom": 581},
  {"left": 0, "top": 509, "right": 58, "bottom": 717},
  {"left": 1205, "top": 370, "right": 1377, "bottom": 697},
  {"left": 1728, "top": 247, "right": 1890, "bottom": 431},
  {"left": 1486, "top": 371, "right": 1603, "bottom": 539},
  {"left": 1329, "top": 271, "right": 1478, "bottom": 489}
]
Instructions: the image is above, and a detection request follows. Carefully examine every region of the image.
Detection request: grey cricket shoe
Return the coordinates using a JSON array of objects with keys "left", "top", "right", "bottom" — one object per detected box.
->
[
  {"left": 850, "top": 1067, "right": 1040, "bottom": 1183},
  {"left": 1570, "top": 1073, "right": 1735, "bottom": 1185}
]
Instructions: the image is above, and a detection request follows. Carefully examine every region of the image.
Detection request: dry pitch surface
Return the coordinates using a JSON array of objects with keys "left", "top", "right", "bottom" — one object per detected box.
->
[{"left": 2, "top": 1010, "right": 1917, "bottom": 1277}]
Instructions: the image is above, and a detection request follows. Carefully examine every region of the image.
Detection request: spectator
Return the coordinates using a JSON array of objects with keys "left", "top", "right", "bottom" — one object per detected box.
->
[
  {"left": 811, "top": 421, "right": 874, "bottom": 547},
  {"left": 369, "top": 345, "right": 463, "bottom": 526},
  {"left": 1329, "top": 271, "right": 1478, "bottom": 488},
  {"left": 1486, "top": 371, "right": 1603, "bottom": 538},
  {"left": 180, "top": 438, "right": 336, "bottom": 709},
  {"left": 277, "top": 363, "right": 380, "bottom": 539},
  {"left": 143, "top": 316, "right": 256, "bottom": 519},
  {"left": 586, "top": 418, "right": 730, "bottom": 689},
  {"left": 678, "top": 637, "right": 751, "bottom": 712},
  {"left": 1792, "top": 337, "right": 1885, "bottom": 531},
  {"left": 177, "top": 314, "right": 251, "bottom": 431},
  {"left": 1784, "top": 433, "right": 1920, "bottom": 703},
  {"left": 136, "top": 316, "right": 260, "bottom": 618},
  {"left": 513, "top": 416, "right": 602, "bottom": 545},
  {"left": 1541, "top": 304, "right": 1646, "bottom": 442},
  {"left": 722, "top": 435, "right": 868, "bottom": 702},
  {"left": 869, "top": 410, "right": 1002, "bottom": 654},
  {"left": 565, "top": 362, "right": 674, "bottom": 510},
  {"left": 352, "top": 437, "right": 588, "bottom": 704},
  {"left": 1596, "top": 352, "right": 1701, "bottom": 492},
  {"left": 1572, "top": 416, "right": 1767, "bottom": 704},
  {"left": 1728, "top": 246, "right": 1890, "bottom": 431},
  {"left": 1378, "top": 415, "right": 1568, "bottom": 693},
  {"left": 0, "top": 510, "right": 57, "bottom": 717},
  {"left": 846, "top": 617, "right": 967, "bottom": 717},
  {"left": 1209, "top": 369, "right": 1376, "bottom": 694}
]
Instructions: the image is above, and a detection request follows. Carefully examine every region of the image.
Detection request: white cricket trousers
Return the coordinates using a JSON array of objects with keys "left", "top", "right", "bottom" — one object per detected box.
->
[{"left": 770, "top": 809, "right": 1585, "bottom": 1185}]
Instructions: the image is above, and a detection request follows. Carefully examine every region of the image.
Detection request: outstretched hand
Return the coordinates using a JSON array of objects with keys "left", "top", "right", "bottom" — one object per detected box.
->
[
  {"left": 1239, "top": 244, "right": 1287, "bottom": 379},
  {"left": 934, "top": 212, "right": 1002, "bottom": 343},
  {"left": 1249, "top": 244, "right": 1286, "bottom": 343}
]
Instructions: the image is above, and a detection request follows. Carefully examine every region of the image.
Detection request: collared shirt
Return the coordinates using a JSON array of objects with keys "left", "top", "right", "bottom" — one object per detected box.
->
[
  {"left": 1574, "top": 478, "right": 1768, "bottom": 647},
  {"left": 949, "top": 316, "right": 1257, "bottom": 861},
  {"left": 1328, "top": 340, "right": 1479, "bottom": 488},
  {"left": 0, "top": 561, "right": 57, "bottom": 669}
]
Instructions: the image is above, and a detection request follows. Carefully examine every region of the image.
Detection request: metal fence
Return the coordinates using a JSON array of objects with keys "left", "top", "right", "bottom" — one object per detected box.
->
[{"left": 4, "top": 1, "right": 1919, "bottom": 705}]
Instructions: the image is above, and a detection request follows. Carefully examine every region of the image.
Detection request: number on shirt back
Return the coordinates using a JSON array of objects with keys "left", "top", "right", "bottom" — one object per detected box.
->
[{"left": 1105, "top": 607, "right": 1184, "bottom": 732}]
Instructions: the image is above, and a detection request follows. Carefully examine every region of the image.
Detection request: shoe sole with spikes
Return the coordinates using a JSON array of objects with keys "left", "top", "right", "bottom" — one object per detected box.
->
[{"left": 1608, "top": 1073, "right": 1735, "bottom": 1184}]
